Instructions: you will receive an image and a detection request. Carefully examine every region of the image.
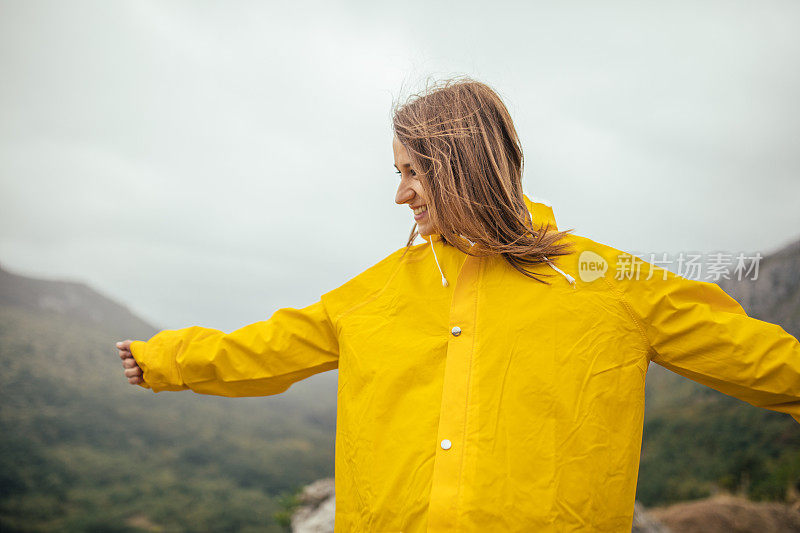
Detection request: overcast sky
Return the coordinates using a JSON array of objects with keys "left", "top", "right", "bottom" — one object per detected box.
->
[{"left": 1, "top": 0, "right": 798, "bottom": 333}]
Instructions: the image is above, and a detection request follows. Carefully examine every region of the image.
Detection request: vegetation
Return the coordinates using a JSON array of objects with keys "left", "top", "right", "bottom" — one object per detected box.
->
[
  {"left": 0, "top": 305, "right": 336, "bottom": 532},
  {"left": 637, "top": 364, "right": 800, "bottom": 506}
]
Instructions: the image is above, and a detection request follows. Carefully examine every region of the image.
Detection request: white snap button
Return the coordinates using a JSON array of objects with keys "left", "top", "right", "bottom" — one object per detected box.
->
[
  {"left": 451, "top": 326, "right": 461, "bottom": 336},
  {"left": 440, "top": 439, "right": 452, "bottom": 450}
]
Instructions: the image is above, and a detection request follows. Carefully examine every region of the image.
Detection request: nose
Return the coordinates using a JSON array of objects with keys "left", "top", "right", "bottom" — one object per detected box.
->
[{"left": 395, "top": 181, "right": 415, "bottom": 205}]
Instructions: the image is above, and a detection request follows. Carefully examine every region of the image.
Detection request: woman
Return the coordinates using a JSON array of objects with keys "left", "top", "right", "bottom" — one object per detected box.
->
[{"left": 116, "top": 77, "right": 800, "bottom": 532}]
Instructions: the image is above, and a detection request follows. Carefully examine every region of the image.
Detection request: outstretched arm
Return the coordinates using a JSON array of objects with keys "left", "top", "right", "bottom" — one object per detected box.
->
[
  {"left": 606, "top": 251, "right": 800, "bottom": 424},
  {"left": 119, "top": 298, "right": 339, "bottom": 397}
]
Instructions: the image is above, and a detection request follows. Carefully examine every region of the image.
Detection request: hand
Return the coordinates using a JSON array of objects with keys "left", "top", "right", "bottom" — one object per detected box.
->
[{"left": 116, "top": 339, "right": 144, "bottom": 385}]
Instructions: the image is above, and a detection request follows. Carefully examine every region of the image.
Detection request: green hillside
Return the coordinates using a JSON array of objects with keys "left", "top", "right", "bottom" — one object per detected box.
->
[
  {"left": 0, "top": 302, "right": 338, "bottom": 532},
  {"left": 638, "top": 366, "right": 800, "bottom": 506}
]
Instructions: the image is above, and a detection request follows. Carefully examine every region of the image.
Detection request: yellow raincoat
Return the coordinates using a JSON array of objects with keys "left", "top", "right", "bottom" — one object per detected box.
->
[{"left": 130, "top": 194, "right": 800, "bottom": 531}]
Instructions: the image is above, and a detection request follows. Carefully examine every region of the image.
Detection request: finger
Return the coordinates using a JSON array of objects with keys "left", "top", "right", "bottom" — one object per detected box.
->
[
  {"left": 124, "top": 366, "right": 143, "bottom": 378},
  {"left": 128, "top": 376, "right": 143, "bottom": 385},
  {"left": 119, "top": 350, "right": 133, "bottom": 360},
  {"left": 116, "top": 340, "right": 133, "bottom": 351},
  {"left": 124, "top": 367, "right": 143, "bottom": 378},
  {"left": 122, "top": 358, "right": 138, "bottom": 369}
]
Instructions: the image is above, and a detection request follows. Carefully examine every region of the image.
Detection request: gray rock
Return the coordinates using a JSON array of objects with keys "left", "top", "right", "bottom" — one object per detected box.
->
[
  {"left": 632, "top": 500, "right": 671, "bottom": 532},
  {"left": 291, "top": 478, "right": 335, "bottom": 533}
]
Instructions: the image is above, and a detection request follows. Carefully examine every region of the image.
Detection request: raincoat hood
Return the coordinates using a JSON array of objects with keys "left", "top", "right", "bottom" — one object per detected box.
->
[{"left": 422, "top": 193, "right": 575, "bottom": 288}]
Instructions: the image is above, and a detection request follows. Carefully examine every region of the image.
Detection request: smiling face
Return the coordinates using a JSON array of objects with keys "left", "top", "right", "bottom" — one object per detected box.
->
[{"left": 393, "top": 135, "right": 438, "bottom": 236}]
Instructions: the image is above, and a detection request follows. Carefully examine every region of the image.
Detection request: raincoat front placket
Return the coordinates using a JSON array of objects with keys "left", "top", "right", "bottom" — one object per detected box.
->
[{"left": 426, "top": 245, "right": 483, "bottom": 531}]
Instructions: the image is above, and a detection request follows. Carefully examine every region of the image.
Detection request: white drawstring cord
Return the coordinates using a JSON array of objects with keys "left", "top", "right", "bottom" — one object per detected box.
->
[
  {"left": 529, "top": 209, "right": 576, "bottom": 288},
  {"left": 544, "top": 256, "right": 576, "bottom": 288},
  {"left": 428, "top": 236, "right": 449, "bottom": 287}
]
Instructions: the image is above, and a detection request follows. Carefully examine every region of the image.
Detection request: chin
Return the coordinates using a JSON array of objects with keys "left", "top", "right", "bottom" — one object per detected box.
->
[{"left": 418, "top": 225, "right": 436, "bottom": 237}]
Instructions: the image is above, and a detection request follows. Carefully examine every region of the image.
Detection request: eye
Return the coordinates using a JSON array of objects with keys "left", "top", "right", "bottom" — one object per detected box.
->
[{"left": 395, "top": 169, "right": 418, "bottom": 178}]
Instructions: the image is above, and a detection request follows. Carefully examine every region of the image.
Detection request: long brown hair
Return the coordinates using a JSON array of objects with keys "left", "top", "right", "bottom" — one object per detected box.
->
[{"left": 392, "top": 75, "right": 577, "bottom": 284}]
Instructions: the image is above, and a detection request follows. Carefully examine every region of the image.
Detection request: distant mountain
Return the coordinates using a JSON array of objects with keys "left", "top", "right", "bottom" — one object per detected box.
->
[
  {"left": 0, "top": 262, "right": 157, "bottom": 342},
  {"left": 0, "top": 262, "right": 338, "bottom": 532},
  {"left": 718, "top": 237, "right": 800, "bottom": 339}
]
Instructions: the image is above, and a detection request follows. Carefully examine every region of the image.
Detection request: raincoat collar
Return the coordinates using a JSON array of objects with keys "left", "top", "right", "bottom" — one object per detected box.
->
[{"left": 422, "top": 193, "right": 576, "bottom": 288}]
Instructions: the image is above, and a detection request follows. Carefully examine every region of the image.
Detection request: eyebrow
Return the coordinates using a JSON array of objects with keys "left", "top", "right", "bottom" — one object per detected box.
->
[{"left": 394, "top": 163, "right": 411, "bottom": 169}]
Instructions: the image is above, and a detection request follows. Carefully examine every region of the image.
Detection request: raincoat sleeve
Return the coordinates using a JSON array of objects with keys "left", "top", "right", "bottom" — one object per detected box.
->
[
  {"left": 128, "top": 298, "right": 339, "bottom": 397},
  {"left": 607, "top": 251, "right": 800, "bottom": 424}
]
